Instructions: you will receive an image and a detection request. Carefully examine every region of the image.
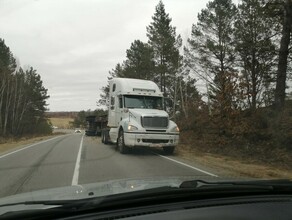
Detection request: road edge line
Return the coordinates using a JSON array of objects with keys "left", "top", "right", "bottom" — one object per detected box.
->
[
  {"left": 0, "top": 135, "right": 66, "bottom": 159},
  {"left": 155, "top": 153, "right": 218, "bottom": 177},
  {"left": 72, "top": 134, "right": 84, "bottom": 186}
]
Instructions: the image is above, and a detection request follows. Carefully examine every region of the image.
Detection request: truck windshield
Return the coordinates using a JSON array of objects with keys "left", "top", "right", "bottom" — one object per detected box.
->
[{"left": 124, "top": 95, "right": 163, "bottom": 109}]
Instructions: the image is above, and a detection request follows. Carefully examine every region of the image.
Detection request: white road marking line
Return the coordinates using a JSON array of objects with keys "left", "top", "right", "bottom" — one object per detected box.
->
[
  {"left": 0, "top": 135, "right": 66, "bottom": 159},
  {"left": 154, "top": 153, "right": 218, "bottom": 177},
  {"left": 72, "top": 134, "right": 84, "bottom": 186}
]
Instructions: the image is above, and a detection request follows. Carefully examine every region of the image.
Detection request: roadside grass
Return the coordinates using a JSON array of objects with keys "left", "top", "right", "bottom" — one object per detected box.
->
[
  {"left": 0, "top": 133, "right": 65, "bottom": 155},
  {"left": 176, "top": 133, "right": 292, "bottom": 179},
  {"left": 49, "top": 117, "right": 73, "bottom": 129},
  {"left": 176, "top": 102, "right": 292, "bottom": 179}
]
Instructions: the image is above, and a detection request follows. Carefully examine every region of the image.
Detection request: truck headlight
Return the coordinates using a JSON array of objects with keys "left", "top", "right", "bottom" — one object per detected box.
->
[
  {"left": 171, "top": 126, "right": 179, "bottom": 132},
  {"left": 128, "top": 125, "right": 138, "bottom": 131}
]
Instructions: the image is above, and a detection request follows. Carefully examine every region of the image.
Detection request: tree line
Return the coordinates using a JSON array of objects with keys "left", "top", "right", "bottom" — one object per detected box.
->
[
  {"left": 0, "top": 38, "right": 51, "bottom": 138},
  {"left": 99, "top": 0, "right": 291, "bottom": 148}
]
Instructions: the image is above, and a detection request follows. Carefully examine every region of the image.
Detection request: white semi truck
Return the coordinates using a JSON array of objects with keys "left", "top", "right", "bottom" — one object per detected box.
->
[{"left": 101, "top": 78, "right": 179, "bottom": 154}]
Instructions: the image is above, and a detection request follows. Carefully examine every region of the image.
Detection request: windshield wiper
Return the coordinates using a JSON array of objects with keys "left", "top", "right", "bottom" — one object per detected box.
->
[
  {"left": 0, "top": 186, "right": 175, "bottom": 209},
  {"left": 0, "top": 187, "right": 176, "bottom": 219},
  {"left": 179, "top": 179, "right": 292, "bottom": 191}
]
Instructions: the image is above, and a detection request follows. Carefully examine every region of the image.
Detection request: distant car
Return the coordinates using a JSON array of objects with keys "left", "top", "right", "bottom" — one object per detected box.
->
[{"left": 74, "top": 128, "right": 81, "bottom": 133}]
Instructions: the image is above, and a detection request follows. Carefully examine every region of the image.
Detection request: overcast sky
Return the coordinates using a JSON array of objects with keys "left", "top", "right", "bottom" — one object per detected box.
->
[{"left": 0, "top": 0, "right": 219, "bottom": 111}]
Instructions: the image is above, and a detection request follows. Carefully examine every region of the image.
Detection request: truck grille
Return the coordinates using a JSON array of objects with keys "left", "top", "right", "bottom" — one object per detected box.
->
[{"left": 141, "top": 116, "right": 168, "bottom": 128}]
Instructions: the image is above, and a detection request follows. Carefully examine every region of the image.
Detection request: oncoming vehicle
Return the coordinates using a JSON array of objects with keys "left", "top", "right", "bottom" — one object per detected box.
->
[
  {"left": 74, "top": 128, "right": 81, "bottom": 133},
  {"left": 101, "top": 78, "right": 180, "bottom": 154}
]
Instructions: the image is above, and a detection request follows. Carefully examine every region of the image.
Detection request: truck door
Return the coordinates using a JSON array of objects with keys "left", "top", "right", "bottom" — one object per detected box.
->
[
  {"left": 108, "top": 83, "right": 118, "bottom": 127},
  {"left": 108, "top": 95, "right": 118, "bottom": 127},
  {"left": 116, "top": 95, "right": 123, "bottom": 125}
]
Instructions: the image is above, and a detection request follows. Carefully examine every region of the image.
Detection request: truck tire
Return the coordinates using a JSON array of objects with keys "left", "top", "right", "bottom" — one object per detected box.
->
[
  {"left": 163, "top": 146, "right": 175, "bottom": 155},
  {"left": 117, "top": 129, "right": 129, "bottom": 154},
  {"left": 102, "top": 129, "right": 109, "bottom": 144},
  {"left": 104, "top": 130, "right": 109, "bottom": 144},
  {"left": 101, "top": 131, "right": 105, "bottom": 143}
]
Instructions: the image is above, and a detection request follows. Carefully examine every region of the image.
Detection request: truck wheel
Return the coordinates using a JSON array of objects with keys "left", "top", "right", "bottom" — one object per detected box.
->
[
  {"left": 163, "top": 146, "right": 175, "bottom": 155},
  {"left": 104, "top": 130, "right": 109, "bottom": 145},
  {"left": 117, "top": 129, "right": 129, "bottom": 154}
]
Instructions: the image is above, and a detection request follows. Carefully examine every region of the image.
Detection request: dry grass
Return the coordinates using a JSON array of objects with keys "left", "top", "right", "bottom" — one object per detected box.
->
[
  {"left": 49, "top": 117, "right": 73, "bottom": 129},
  {"left": 176, "top": 143, "right": 292, "bottom": 179},
  {"left": 0, "top": 135, "right": 60, "bottom": 155}
]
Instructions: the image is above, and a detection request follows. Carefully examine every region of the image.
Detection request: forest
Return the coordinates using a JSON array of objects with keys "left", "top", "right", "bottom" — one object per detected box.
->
[
  {"left": 0, "top": 39, "right": 51, "bottom": 139},
  {"left": 99, "top": 0, "right": 292, "bottom": 154}
]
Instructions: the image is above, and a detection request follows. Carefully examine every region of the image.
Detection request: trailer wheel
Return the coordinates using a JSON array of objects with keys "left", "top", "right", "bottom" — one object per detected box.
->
[
  {"left": 104, "top": 130, "right": 109, "bottom": 145},
  {"left": 101, "top": 131, "right": 105, "bottom": 143},
  {"left": 117, "top": 129, "right": 129, "bottom": 154},
  {"left": 102, "top": 130, "right": 109, "bottom": 144}
]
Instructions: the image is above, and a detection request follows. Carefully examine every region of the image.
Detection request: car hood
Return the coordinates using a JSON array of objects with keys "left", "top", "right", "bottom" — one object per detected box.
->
[{"left": 0, "top": 177, "right": 199, "bottom": 215}]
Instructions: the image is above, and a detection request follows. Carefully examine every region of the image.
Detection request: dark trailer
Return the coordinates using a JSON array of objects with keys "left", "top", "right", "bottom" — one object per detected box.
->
[{"left": 85, "top": 115, "right": 107, "bottom": 136}]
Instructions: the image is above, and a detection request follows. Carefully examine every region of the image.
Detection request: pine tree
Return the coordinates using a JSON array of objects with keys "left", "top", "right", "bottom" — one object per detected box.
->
[
  {"left": 0, "top": 38, "right": 16, "bottom": 136},
  {"left": 146, "top": 0, "right": 181, "bottom": 94},
  {"left": 186, "top": 0, "right": 237, "bottom": 118},
  {"left": 0, "top": 38, "right": 50, "bottom": 136},
  {"left": 18, "top": 67, "right": 50, "bottom": 135},
  {"left": 235, "top": 0, "right": 277, "bottom": 110},
  {"left": 123, "top": 40, "right": 155, "bottom": 80},
  {"left": 273, "top": 0, "right": 292, "bottom": 110}
]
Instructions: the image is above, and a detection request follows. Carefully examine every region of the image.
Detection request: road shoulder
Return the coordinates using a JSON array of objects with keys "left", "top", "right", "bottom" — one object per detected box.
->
[
  {"left": 176, "top": 144, "right": 292, "bottom": 179},
  {"left": 0, "top": 133, "right": 66, "bottom": 156}
]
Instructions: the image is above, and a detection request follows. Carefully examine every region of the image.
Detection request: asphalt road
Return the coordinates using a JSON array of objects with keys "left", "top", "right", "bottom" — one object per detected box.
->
[{"left": 0, "top": 133, "right": 218, "bottom": 198}]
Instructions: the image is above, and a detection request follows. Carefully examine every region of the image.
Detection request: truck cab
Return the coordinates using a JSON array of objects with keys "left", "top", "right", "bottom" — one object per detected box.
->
[{"left": 103, "top": 78, "right": 179, "bottom": 154}]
